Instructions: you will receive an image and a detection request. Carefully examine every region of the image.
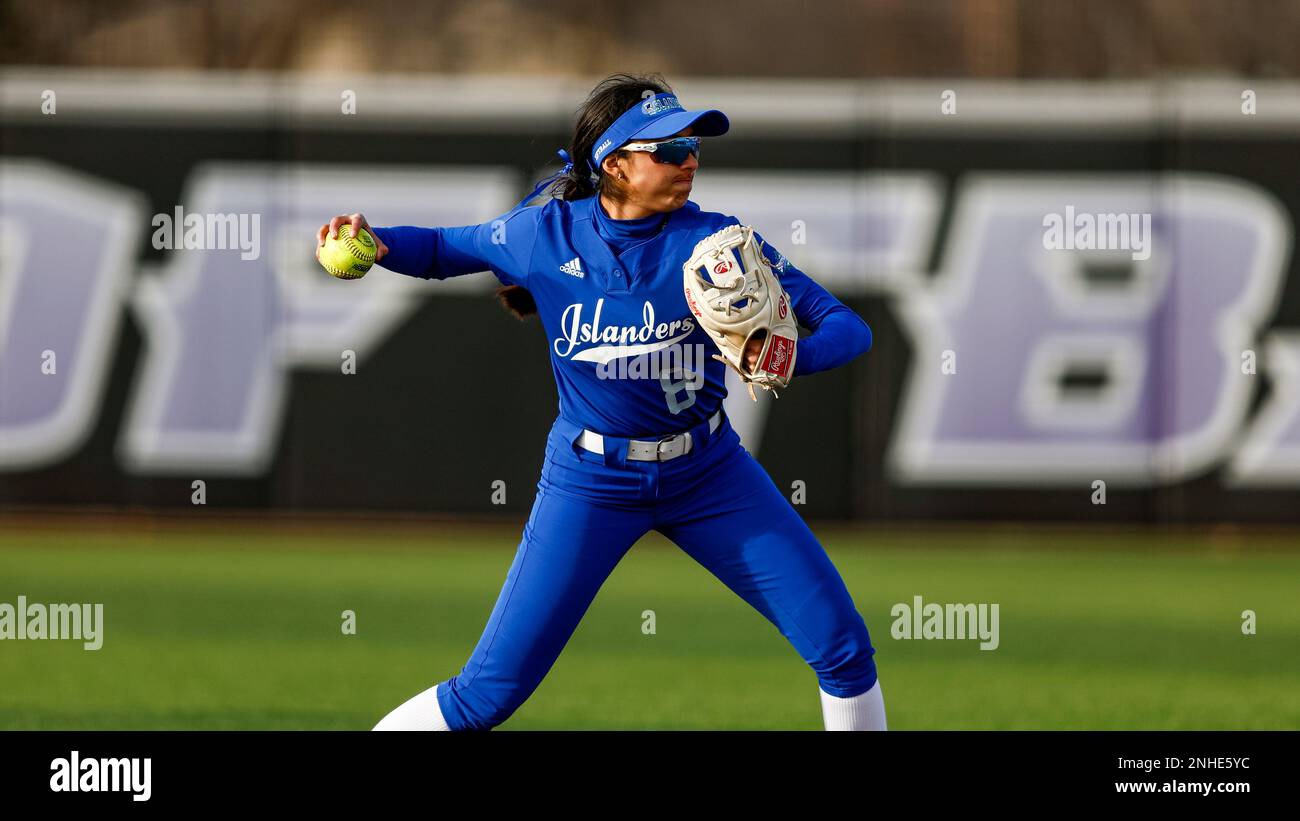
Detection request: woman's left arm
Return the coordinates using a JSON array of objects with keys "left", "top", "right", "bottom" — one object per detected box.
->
[{"left": 753, "top": 232, "right": 872, "bottom": 377}]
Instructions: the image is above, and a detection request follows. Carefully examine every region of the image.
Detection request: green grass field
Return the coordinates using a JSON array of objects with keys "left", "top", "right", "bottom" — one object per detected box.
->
[{"left": 0, "top": 523, "right": 1296, "bottom": 730}]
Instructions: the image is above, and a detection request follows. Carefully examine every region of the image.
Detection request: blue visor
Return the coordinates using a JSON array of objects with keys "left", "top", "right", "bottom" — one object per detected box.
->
[{"left": 589, "top": 92, "right": 729, "bottom": 174}]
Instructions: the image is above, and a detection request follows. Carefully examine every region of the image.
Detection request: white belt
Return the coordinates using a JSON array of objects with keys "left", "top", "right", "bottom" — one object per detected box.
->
[{"left": 579, "top": 409, "right": 723, "bottom": 462}]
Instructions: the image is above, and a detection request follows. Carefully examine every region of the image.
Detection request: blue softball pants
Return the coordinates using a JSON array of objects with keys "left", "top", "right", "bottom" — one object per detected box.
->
[{"left": 435, "top": 410, "right": 878, "bottom": 730}]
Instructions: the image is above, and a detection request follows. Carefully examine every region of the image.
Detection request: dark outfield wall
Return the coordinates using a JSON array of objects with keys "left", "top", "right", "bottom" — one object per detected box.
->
[{"left": 2, "top": 78, "right": 1299, "bottom": 524}]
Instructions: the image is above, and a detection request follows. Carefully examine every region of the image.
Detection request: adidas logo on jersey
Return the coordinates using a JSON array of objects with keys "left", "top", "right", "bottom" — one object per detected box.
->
[{"left": 559, "top": 257, "right": 584, "bottom": 278}]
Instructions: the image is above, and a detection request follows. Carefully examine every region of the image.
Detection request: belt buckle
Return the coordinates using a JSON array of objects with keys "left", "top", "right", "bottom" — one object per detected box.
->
[{"left": 656, "top": 432, "right": 688, "bottom": 460}]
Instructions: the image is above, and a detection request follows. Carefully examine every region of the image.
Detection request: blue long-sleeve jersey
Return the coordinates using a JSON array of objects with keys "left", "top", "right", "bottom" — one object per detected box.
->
[{"left": 373, "top": 196, "right": 871, "bottom": 437}]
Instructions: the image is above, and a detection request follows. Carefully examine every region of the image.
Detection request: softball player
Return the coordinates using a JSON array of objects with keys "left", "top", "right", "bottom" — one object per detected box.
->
[{"left": 323, "top": 74, "right": 885, "bottom": 731}]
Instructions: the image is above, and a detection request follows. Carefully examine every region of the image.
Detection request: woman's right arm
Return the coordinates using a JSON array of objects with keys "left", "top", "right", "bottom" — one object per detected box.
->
[{"left": 315, "top": 211, "right": 535, "bottom": 286}]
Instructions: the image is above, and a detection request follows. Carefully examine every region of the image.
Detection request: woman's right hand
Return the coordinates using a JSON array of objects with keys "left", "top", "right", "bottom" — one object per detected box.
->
[{"left": 316, "top": 213, "right": 389, "bottom": 261}]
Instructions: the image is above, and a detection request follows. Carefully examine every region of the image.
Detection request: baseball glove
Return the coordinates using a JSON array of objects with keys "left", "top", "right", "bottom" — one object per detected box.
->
[{"left": 682, "top": 224, "right": 798, "bottom": 401}]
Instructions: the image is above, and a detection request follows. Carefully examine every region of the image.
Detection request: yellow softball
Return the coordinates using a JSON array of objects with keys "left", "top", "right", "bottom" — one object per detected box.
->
[{"left": 319, "top": 225, "right": 377, "bottom": 280}]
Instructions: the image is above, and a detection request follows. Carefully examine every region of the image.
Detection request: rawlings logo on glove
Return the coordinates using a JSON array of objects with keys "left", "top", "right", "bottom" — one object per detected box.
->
[{"left": 682, "top": 224, "right": 799, "bottom": 401}]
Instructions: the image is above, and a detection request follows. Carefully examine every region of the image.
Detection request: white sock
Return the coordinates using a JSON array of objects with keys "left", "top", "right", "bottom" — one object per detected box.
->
[
  {"left": 372, "top": 684, "right": 451, "bottom": 731},
  {"left": 820, "top": 680, "right": 887, "bottom": 731}
]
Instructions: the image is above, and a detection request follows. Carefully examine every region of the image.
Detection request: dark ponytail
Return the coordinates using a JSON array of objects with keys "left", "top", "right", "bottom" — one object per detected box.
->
[{"left": 496, "top": 72, "right": 675, "bottom": 321}]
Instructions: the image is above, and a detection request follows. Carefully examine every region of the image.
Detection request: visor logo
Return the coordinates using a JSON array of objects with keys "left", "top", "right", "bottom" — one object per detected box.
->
[{"left": 642, "top": 95, "right": 682, "bottom": 116}]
